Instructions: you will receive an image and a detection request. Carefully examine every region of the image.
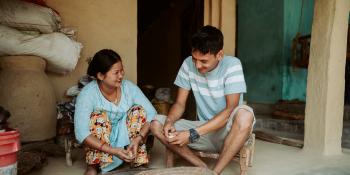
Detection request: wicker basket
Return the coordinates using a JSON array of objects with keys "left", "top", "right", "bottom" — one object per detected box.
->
[
  {"left": 152, "top": 99, "right": 170, "bottom": 115},
  {"left": 135, "top": 167, "right": 216, "bottom": 175}
]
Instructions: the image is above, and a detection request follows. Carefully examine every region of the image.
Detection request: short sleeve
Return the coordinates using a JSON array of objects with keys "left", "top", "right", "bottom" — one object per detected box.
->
[
  {"left": 224, "top": 60, "right": 247, "bottom": 95},
  {"left": 174, "top": 58, "right": 191, "bottom": 90}
]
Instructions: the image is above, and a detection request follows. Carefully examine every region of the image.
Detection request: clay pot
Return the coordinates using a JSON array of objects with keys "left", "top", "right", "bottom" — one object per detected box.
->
[{"left": 0, "top": 56, "right": 57, "bottom": 142}]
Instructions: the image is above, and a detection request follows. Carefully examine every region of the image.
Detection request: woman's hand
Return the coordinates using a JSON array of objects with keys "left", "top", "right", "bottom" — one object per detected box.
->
[
  {"left": 127, "top": 136, "right": 142, "bottom": 158},
  {"left": 110, "top": 147, "right": 134, "bottom": 162}
]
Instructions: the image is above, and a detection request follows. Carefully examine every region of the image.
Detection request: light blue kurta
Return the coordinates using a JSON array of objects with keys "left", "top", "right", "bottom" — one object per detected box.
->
[{"left": 74, "top": 79, "right": 157, "bottom": 172}]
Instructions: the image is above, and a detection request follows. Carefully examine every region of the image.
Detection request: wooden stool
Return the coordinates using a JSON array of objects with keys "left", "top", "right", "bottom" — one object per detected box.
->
[{"left": 165, "top": 134, "right": 255, "bottom": 175}]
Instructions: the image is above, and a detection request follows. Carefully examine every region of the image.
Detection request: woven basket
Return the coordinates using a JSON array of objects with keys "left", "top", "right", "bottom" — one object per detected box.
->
[
  {"left": 152, "top": 100, "right": 170, "bottom": 115},
  {"left": 135, "top": 167, "right": 216, "bottom": 175}
]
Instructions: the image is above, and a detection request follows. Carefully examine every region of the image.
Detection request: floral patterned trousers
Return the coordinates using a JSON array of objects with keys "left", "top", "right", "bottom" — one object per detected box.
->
[{"left": 85, "top": 105, "right": 149, "bottom": 168}]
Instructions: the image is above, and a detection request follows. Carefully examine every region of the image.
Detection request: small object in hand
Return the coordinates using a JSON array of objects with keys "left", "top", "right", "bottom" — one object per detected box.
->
[
  {"left": 128, "top": 150, "right": 134, "bottom": 158},
  {"left": 168, "top": 132, "right": 176, "bottom": 139}
]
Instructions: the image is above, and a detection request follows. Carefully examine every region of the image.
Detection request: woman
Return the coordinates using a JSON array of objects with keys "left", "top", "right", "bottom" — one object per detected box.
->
[{"left": 74, "top": 49, "right": 157, "bottom": 175}]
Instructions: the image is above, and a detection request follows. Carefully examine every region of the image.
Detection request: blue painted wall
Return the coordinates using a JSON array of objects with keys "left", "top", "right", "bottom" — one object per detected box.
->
[
  {"left": 282, "top": 0, "right": 314, "bottom": 101},
  {"left": 237, "top": 0, "right": 313, "bottom": 103},
  {"left": 237, "top": 0, "right": 284, "bottom": 103}
]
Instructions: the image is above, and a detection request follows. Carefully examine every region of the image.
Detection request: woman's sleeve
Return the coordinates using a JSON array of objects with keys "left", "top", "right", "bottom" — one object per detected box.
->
[
  {"left": 131, "top": 83, "right": 157, "bottom": 122},
  {"left": 74, "top": 90, "right": 94, "bottom": 144}
]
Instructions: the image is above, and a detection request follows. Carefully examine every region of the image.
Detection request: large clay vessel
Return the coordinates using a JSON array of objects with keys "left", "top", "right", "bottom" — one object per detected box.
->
[{"left": 0, "top": 56, "right": 57, "bottom": 142}]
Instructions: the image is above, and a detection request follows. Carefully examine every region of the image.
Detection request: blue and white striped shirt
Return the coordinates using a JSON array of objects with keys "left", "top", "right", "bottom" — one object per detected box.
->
[{"left": 174, "top": 55, "right": 246, "bottom": 121}]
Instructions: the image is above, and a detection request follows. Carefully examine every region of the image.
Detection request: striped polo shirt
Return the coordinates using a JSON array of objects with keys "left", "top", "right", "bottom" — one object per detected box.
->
[{"left": 174, "top": 55, "right": 247, "bottom": 121}]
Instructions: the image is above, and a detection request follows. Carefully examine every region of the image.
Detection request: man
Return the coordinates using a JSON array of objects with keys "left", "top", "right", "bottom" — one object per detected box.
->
[{"left": 150, "top": 25, "right": 255, "bottom": 174}]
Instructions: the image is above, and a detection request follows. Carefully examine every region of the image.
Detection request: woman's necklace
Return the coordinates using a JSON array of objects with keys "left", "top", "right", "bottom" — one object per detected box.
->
[
  {"left": 99, "top": 83, "right": 121, "bottom": 106},
  {"left": 113, "top": 88, "right": 121, "bottom": 106}
]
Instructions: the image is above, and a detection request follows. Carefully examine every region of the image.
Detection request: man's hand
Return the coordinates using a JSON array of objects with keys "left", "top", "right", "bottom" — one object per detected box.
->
[
  {"left": 168, "top": 130, "right": 190, "bottom": 147},
  {"left": 163, "top": 119, "right": 176, "bottom": 138}
]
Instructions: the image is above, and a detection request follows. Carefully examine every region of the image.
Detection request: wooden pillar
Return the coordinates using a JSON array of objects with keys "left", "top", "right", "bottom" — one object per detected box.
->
[
  {"left": 204, "top": 0, "right": 236, "bottom": 56},
  {"left": 304, "top": 0, "right": 350, "bottom": 155}
]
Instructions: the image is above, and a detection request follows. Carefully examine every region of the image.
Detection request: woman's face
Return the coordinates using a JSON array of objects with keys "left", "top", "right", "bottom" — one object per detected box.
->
[{"left": 98, "top": 61, "right": 125, "bottom": 88}]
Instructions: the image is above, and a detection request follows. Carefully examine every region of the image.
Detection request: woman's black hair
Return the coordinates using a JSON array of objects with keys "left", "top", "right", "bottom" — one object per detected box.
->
[
  {"left": 191, "top": 25, "right": 224, "bottom": 55},
  {"left": 87, "top": 49, "right": 122, "bottom": 78}
]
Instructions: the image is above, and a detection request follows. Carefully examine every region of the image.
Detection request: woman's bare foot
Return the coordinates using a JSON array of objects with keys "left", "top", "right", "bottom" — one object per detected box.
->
[{"left": 84, "top": 165, "right": 97, "bottom": 175}]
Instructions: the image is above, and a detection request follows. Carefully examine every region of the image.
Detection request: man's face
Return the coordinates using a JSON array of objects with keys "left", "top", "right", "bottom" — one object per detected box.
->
[{"left": 191, "top": 50, "right": 223, "bottom": 74}]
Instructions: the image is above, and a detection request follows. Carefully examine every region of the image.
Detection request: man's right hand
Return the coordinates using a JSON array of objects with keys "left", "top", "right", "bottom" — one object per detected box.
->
[{"left": 163, "top": 119, "right": 176, "bottom": 138}]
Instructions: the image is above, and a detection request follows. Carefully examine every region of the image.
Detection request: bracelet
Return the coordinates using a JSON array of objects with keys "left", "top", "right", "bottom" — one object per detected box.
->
[{"left": 99, "top": 142, "right": 106, "bottom": 151}]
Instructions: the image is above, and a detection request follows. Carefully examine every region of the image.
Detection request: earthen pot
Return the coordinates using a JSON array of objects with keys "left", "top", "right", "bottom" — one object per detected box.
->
[{"left": 0, "top": 56, "right": 57, "bottom": 142}]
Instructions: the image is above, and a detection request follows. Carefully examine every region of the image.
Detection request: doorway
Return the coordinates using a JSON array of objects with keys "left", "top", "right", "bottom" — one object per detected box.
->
[{"left": 137, "top": 0, "right": 203, "bottom": 88}]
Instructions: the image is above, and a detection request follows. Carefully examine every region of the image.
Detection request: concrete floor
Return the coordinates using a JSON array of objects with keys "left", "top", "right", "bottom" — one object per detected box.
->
[{"left": 28, "top": 139, "right": 350, "bottom": 175}]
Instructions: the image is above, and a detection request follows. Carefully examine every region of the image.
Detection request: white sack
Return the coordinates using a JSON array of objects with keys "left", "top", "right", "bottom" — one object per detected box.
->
[
  {"left": 0, "top": 0, "right": 61, "bottom": 33},
  {"left": 0, "top": 25, "right": 82, "bottom": 74}
]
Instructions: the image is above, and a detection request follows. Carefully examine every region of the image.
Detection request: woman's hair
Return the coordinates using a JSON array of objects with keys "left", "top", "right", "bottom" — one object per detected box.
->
[
  {"left": 87, "top": 49, "right": 122, "bottom": 78},
  {"left": 191, "top": 25, "right": 224, "bottom": 55}
]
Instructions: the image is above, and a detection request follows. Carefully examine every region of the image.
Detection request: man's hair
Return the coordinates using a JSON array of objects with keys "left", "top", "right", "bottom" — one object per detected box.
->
[
  {"left": 87, "top": 49, "right": 122, "bottom": 78},
  {"left": 191, "top": 25, "right": 224, "bottom": 55}
]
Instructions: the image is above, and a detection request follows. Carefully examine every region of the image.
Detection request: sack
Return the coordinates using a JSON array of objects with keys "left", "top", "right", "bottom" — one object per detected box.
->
[
  {"left": 0, "top": 25, "right": 82, "bottom": 74},
  {"left": 0, "top": 0, "right": 61, "bottom": 33},
  {"left": 155, "top": 88, "right": 173, "bottom": 103}
]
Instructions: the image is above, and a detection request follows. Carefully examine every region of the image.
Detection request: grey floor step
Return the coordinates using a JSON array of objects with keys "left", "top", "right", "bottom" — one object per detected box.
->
[{"left": 254, "top": 118, "right": 350, "bottom": 148}]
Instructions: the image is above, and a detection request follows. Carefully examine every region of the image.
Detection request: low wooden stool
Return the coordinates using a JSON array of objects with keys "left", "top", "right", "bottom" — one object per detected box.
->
[
  {"left": 165, "top": 133, "right": 255, "bottom": 175},
  {"left": 63, "top": 133, "right": 79, "bottom": 166}
]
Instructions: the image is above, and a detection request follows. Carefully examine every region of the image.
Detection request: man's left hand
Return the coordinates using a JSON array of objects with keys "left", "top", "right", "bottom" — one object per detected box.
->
[{"left": 168, "top": 130, "right": 190, "bottom": 147}]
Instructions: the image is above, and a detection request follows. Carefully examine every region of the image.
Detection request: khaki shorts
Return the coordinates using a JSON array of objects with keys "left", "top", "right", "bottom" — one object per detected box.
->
[{"left": 153, "top": 105, "right": 255, "bottom": 153}]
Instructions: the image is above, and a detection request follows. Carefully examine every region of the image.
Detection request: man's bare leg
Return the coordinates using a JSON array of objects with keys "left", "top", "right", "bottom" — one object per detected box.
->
[
  {"left": 150, "top": 120, "right": 207, "bottom": 168},
  {"left": 213, "top": 110, "right": 254, "bottom": 174}
]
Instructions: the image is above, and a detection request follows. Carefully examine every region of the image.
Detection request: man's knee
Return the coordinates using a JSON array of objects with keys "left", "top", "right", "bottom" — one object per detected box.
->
[
  {"left": 150, "top": 120, "right": 163, "bottom": 134},
  {"left": 233, "top": 109, "right": 254, "bottom": 131}
]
